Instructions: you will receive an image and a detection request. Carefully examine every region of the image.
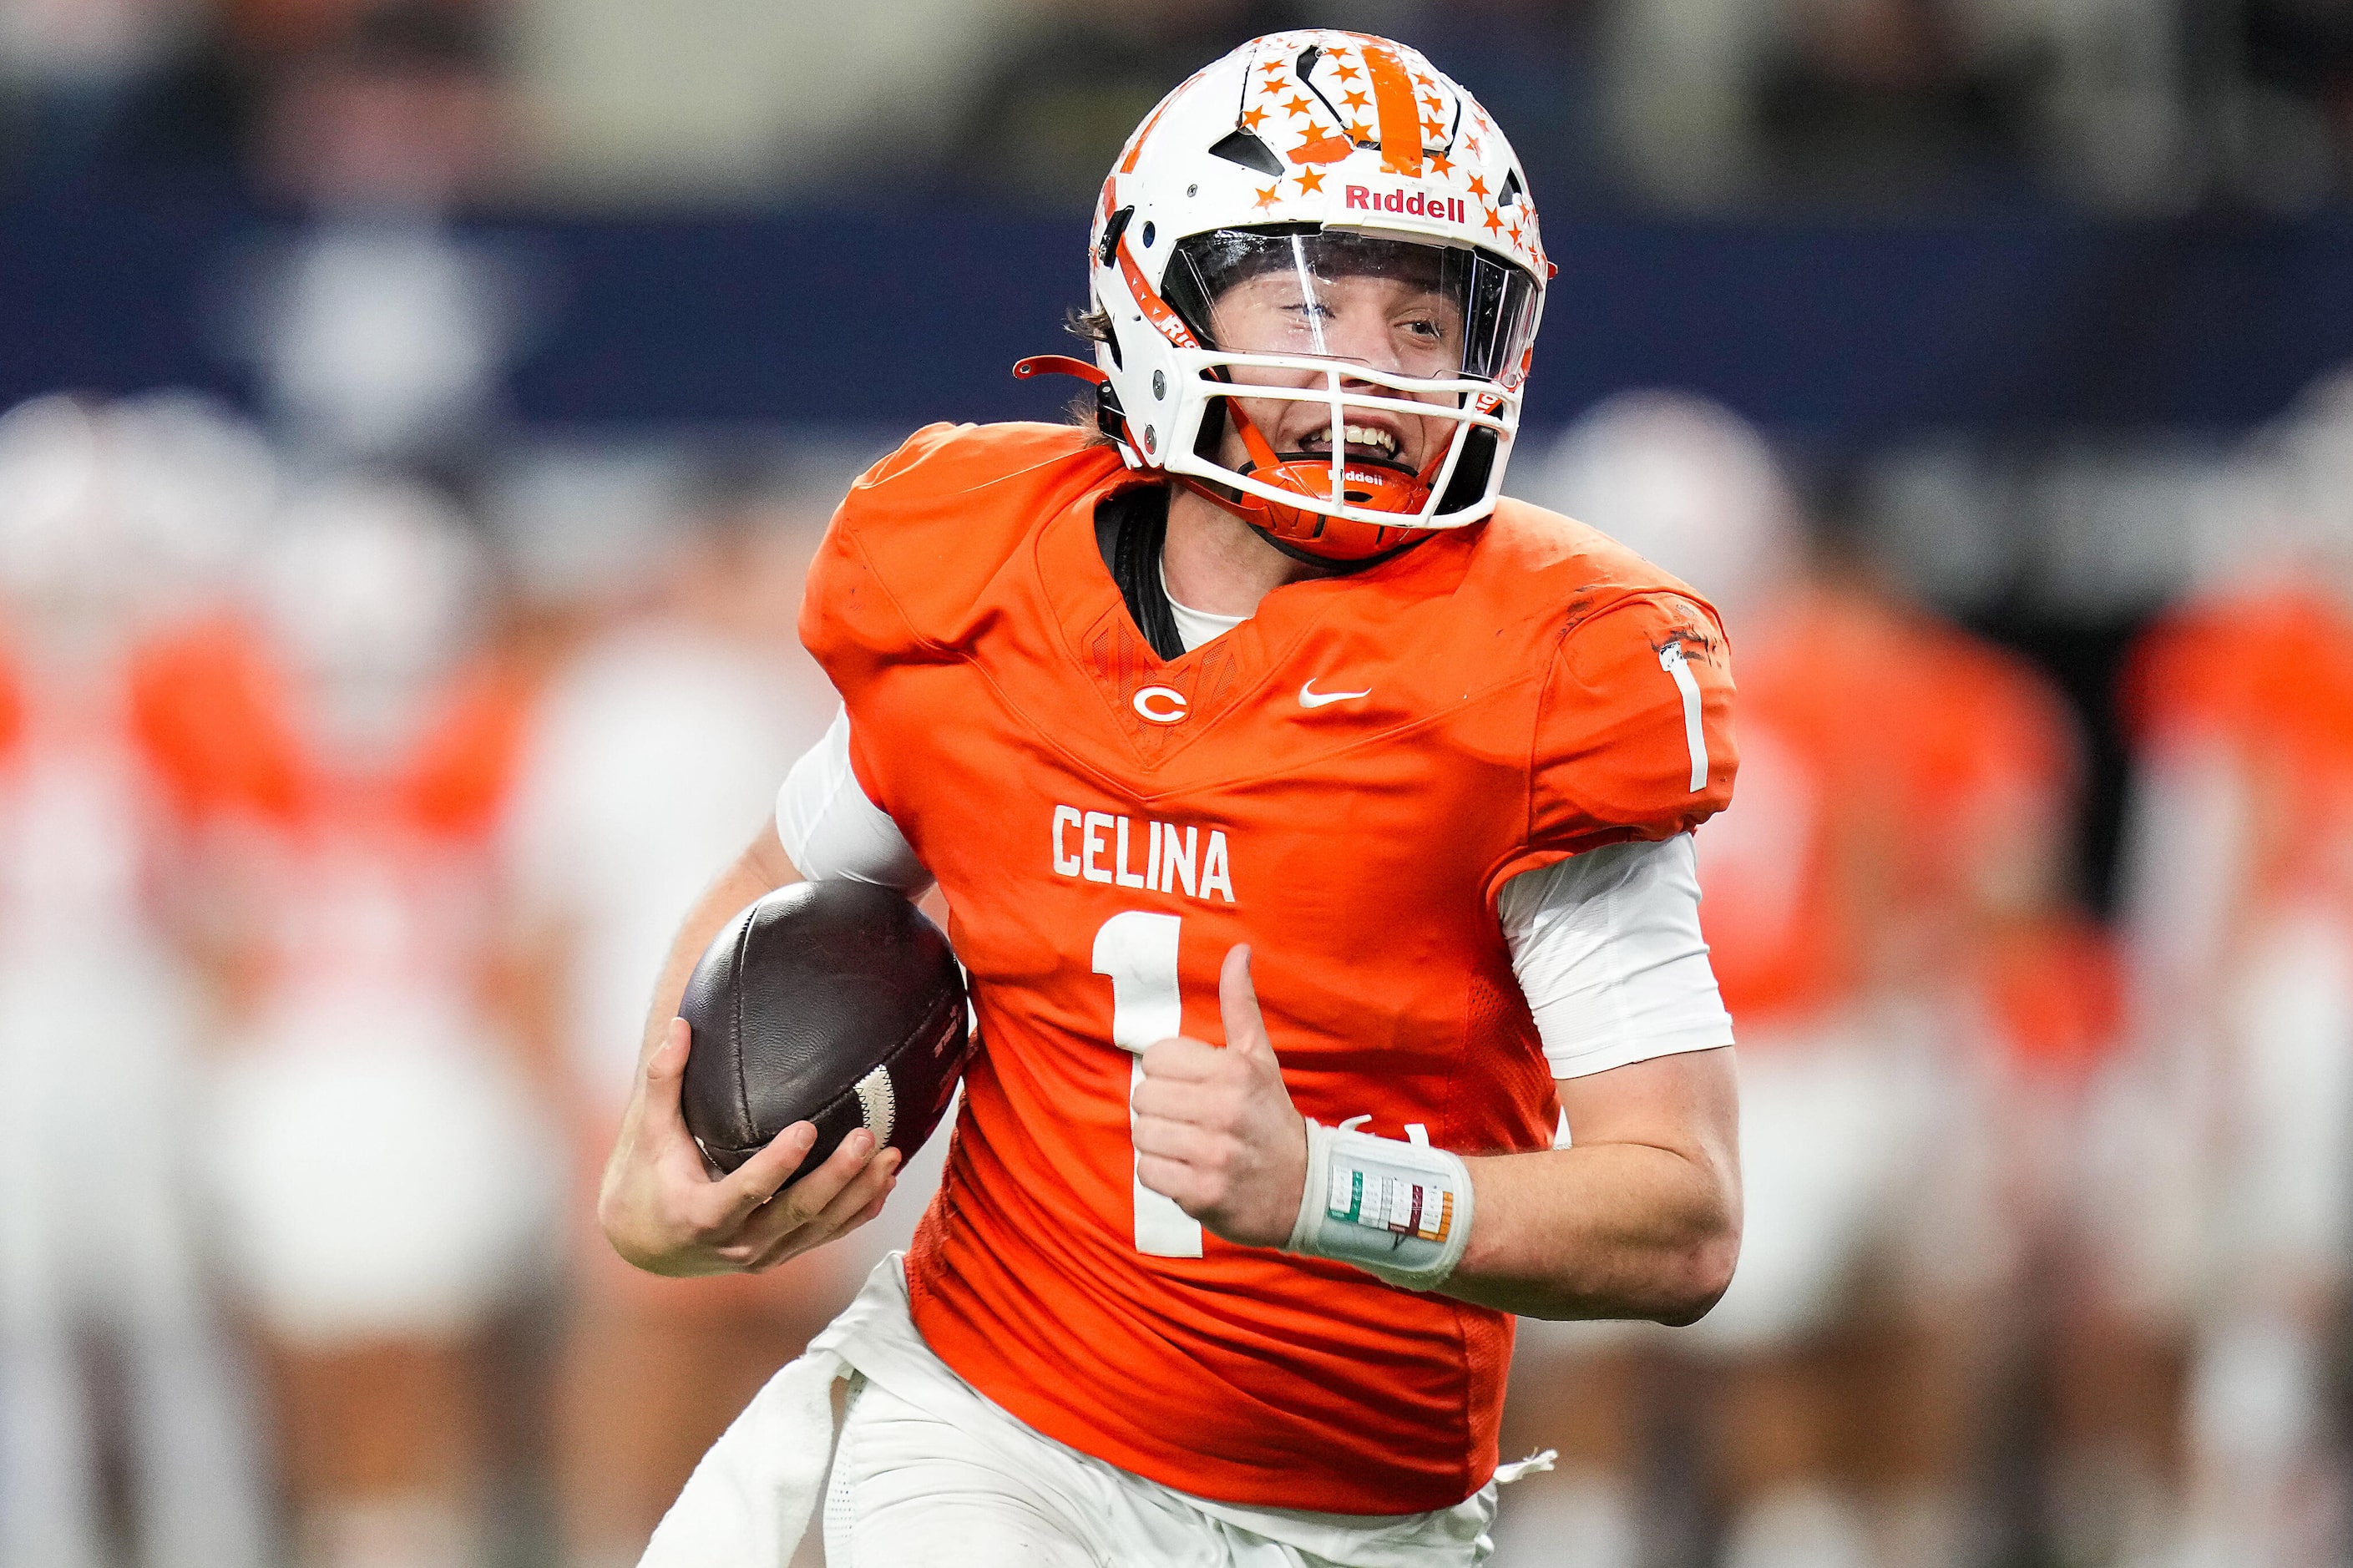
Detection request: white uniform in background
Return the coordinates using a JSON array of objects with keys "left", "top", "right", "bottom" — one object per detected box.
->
[
  {"left": 2081, "top": 375, "right": 2353, "bottom": 1566},
  {"left": 0, "top": 393, "right": 275, "bottom": 1568},
  {"left": 506, "top": 597, "right": 955, "bottom": 1265},
  {"left": 199, "top": 475, "right": 560, "bottom": 1568}
]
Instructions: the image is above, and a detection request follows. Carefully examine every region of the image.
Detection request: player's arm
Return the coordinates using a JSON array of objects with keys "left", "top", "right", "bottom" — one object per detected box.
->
[
  {"left": 1453, "top": 826, "right": 1742, "bottom": 1320},
  {"left": 1451, "top": 1052, "right": 1737, "bottom": 1320},
  {"left": 599, "top": 710, "right": 929, "bottom": 1277},
  {"left": 1131, "top": 933, "right": 1738, "bottom": 1323}
]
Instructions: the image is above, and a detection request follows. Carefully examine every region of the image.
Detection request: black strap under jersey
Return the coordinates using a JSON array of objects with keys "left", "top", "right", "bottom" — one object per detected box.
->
[
  {"left": 1095, "top": 486, "right": 1187, "bottom": 661},
  {"left": 1095, "top": 483, "right": 1434, "bottom": 660}
]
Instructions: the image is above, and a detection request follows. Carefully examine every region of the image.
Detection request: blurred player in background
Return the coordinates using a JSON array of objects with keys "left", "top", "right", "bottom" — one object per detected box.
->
[
  {"left": 1508, "top": 393, "right": 2084, "bottom": 1568},
  {"left": 601, "top": 30, "right": 1747, "bottom": 1568},
  {"left": 498, "top": 466, "right": 848, "bottom": 1568},
  {"left": 2070, "top": 367, "right": 2353, "bottom": 1568},
  {"left": 189, "top": 476, "right": 559, "bottom": 1568},
  {"left": 0, "top": 393, "right": 276, "bottom": 1568}
]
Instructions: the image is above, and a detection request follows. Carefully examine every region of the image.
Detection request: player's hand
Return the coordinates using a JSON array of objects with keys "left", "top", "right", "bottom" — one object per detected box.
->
[
  {"left": 1132, "top": 945, "right": 1308, "bottom": 1249},
  {"left": 599, "top": 1017, "right": 902, "bottom": 1277}
]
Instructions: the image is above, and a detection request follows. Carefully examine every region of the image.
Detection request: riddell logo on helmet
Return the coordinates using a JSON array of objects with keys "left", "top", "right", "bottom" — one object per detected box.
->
[{"left": 1344, "top": 185, "right": 1468, "bottom": 223}]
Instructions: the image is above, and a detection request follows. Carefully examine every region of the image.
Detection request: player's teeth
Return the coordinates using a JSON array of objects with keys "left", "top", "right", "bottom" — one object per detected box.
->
[{"left": 1307, "top": 426, "right": 1395, "bottom": 455}]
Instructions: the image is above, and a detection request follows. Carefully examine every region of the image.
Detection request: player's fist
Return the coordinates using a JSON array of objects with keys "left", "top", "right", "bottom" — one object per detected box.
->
[
  {"left": 1131, "top": 945, "right": 1308, "bottom": 1249},
  {"left": 599, "top": 1017, "right": 901, "bottom": 1276}
]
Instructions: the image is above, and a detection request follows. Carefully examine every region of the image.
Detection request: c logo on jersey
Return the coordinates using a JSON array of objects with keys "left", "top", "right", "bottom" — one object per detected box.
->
[{"left": 1132, "top": 685, "right": 1188, "bottom": 724}]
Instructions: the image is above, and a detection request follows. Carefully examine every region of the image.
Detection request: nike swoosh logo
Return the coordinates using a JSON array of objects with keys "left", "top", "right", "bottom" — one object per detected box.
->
[{"left": 1298, "top": 680, "right": 1372, "bottom": 709}]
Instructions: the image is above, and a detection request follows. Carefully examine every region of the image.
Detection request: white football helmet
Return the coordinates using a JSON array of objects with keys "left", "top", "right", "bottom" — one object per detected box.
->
[{"left": 1020, "top": 30, "right": 1551, "bottom": 563}]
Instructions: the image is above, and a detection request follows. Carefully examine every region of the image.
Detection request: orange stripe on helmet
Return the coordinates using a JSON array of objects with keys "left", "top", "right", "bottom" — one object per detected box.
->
[
  {"left": 1362, "top": 45, "right": 1424, "bottom": 178},
  {"left": 1117, "top": 239, "right": 1200, "bottom": 351}
]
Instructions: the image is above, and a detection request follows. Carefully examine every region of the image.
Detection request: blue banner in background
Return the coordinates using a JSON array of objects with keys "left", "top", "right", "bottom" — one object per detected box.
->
[{"left": 5, "top": 196, "right": 2350, "bottom": 438}]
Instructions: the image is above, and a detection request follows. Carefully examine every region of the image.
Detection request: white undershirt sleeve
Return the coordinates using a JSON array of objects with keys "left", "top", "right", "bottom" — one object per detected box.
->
[
  {"left": 774, "top": 706, "right": 933, "bottom": 893},
  {"left": 1498, "top": 833, "right": 1734, "bottom": 1079}
]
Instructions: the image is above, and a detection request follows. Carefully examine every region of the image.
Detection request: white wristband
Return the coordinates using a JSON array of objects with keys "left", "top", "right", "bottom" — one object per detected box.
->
[{"left": 1285, "top": 1118, "right": 1475, "bottom": 1292}]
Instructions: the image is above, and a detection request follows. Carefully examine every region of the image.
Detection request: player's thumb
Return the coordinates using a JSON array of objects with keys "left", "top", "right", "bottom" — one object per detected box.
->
[
  {"left": 640, "top": 1017, "right": 692, "bottom": 1133},
  {"left": 1219, "top": 944, "right": 1271, "bottom": 1059}
]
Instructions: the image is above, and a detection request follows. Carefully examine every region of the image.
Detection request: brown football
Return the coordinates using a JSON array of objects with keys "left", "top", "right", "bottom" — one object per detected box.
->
[{"left": 679, "top": 880, "right": 969, "bottom": 1186}]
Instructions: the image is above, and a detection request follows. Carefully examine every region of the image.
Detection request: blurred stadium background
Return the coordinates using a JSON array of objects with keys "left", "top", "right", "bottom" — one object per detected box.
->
[{"left": 3, "top": 2, "right": 2353, "bottom": 1566}]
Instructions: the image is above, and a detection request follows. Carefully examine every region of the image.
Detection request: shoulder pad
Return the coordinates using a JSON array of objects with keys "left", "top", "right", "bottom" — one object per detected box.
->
[
  {"left": 801, "top": 422, "right": 1119, "bottom": 681},
  {"left": 1517, "top": 587, "right": 1737, "bottom": 877},
  {"left": 1462, "top": 498, "right": 1716, "bottom": 637}
]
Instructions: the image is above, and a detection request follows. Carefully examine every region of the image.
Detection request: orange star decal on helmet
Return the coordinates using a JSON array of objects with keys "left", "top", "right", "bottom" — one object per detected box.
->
[
  {"left": 1429, "top": 151, "right": 1453, "bottom": 175},
  {"left": 1345, "top": 121, "right": 1370, "bottom": 142},
  {"left": 1261, "top": 62, "right": 1287, "bottom": 80},
  {"left": 1466, "top": 135, "right": 1482, "bottom": 156},
  {"left": 1240, "top": 106, "right": 1268, "bottom": 130},
  {"left": 1343, "top": 89, "right": 1368, "bottom": 110},
  {"left": 1254, "top": 183, "right": 1282, "bottom": 210},
  {"left": 1508, "top": 223, "right": 1523, "bottom": 247},
  {"left": 1334, "top": 61, "right": 1361, "bottom": 81},
  {"left": 1295, "top": 169, "right": 1326, "bottom": 193},
  {"left": 1483, "top": 205, "right": 1503, "bottom": 234},
  {"left": 1283, "top": 94, "right": 1313, "bottom": 117},
  {"left": 1465, "top": 175, "right": 1488, "bottom": 197}
]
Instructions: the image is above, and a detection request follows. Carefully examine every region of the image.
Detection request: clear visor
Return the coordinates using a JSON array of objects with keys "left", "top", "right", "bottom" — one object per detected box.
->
[{"left": 1162, "top": 227, "right": 1539, "bottom": 385}]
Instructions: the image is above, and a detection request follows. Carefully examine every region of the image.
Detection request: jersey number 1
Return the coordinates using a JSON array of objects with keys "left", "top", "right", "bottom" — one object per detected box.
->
[{"left": 1090, "top": 911, "right": 1205, "bottom": 1258}]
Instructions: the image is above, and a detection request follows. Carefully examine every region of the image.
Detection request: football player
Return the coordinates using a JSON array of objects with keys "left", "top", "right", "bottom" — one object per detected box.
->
[
  {"left": 602, "top": 32, "right": 1745, "bottom": 1567},
  {"left": 194, "top": 478, "right": 561, "bottom": 1568},
  {"left": 2063, "top": 370, "right": 2353, "bottom": 1568},
  {"left": 0, "top": 394, "right": 275, "bottom": 1568}
]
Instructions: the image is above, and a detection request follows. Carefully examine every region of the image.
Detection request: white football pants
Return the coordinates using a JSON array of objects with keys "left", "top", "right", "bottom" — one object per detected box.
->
[
  {"left": 828, "top": 1377, "right": 1433, "bottom": 1568},
  {"left": 644, "top": 1255, "right": 1545, "bottom": 1568},
  {"left": 0, "top": 949, "right": 271, "bottom": 1568}
]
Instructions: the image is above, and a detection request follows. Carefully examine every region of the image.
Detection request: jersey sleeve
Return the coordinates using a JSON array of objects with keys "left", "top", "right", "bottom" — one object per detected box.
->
[
  {"left": 1493, "top": 591, "right": 1737, "bottom": 898},
  {"left": 799, "top": 420, "right": 1104, "bottom": 689},
  {"left": 796, "top": 422, "right": 963, "bottom": 694},
  {"left": 774, "top": 706, "right": 932, "bottom": 891}
]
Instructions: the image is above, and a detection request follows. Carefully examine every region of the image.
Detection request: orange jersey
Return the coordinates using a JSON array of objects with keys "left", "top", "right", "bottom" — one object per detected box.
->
[
  {"left": 124, "top": 613, "right": 534, "bottom": 844},
  {"left": 2123, "top": 584, "right": 2353, "bottom": 914},
  {"left": 1690, "top": 585, "right": 2076, "bottom": 1033},
  {"left": 120, "top": 614, "right": 536, "bottom": 1003},
  {"left": 801, "top": 422, "right": 1736, "bottom": 1515}
]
